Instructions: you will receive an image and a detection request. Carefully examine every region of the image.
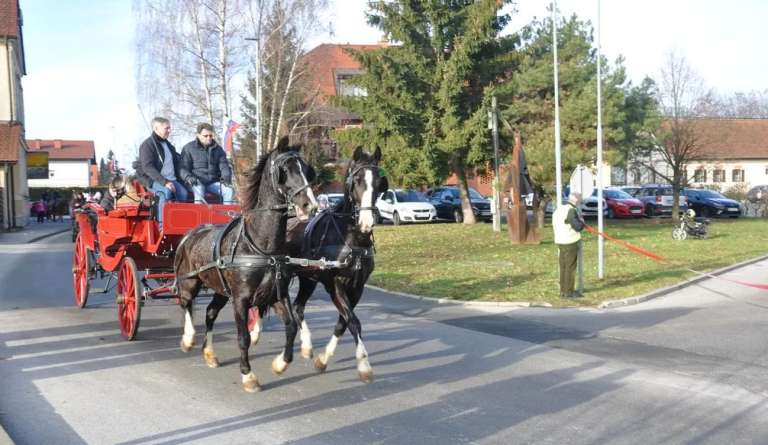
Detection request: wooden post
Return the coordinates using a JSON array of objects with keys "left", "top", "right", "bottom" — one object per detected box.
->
[{"left": 505, "top": 130, "right": 540, "bottom": 244}]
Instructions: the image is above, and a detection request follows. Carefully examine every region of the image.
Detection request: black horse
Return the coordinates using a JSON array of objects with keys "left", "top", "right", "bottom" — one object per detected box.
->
[
  {"left": 173, "top": 136, "right": 317, "bottom": 393},
  {"left": 285, "top": 146, "right": 387, "bottom": 383}
]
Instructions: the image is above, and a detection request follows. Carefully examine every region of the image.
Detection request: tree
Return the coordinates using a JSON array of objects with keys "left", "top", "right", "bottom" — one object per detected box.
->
[
  {"left": 635, "top": 50, "right": 714, "bottom": 220},
  {"left": 239, "top": 0, "right": 329, "bottom": 163},
  {"left": 337, "top": 0, "right": 514, "bottom": 224},
  {"left": 98, "top": 150, "right": 117, "bottom": 186},
  {"left": 496, "top": 14, "right": 657, "bottom": 226}
]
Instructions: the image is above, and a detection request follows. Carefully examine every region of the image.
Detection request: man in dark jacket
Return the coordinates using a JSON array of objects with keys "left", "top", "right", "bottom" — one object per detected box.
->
[
  {"left": 138, "top": 117, "right": 189, "bottom": 228},
  {"left": 180, "top": 123, "right": 234, "bottom": 203}
]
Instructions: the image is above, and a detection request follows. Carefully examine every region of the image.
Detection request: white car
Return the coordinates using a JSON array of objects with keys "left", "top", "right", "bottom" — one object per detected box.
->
[
  {"left": 376, "top": 189, "right": 437, "bottom": 225},
  {"left": 317, "top": 193, "right": 344, "bottom": 211}
]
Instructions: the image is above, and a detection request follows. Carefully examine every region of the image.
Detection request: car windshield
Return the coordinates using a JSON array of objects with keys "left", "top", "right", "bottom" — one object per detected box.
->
[
  {"left": 694, "top": 190, "right": 726, "bottom": 199},
  {"left": 396, "top": 191, "right": 429, "bottom": 203},
  {"left": 446, "top": 188, "right": 485, "bottom": 200},
  {"left": 604, "top": 190, "right": 634, "bottom": 199},
  {"left": 327, "top": 195, "right": 344, "bottom": 205}
]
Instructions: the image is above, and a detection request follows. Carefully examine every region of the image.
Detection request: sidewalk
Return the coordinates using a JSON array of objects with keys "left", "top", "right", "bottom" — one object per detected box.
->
[{"left": 0, "top": 218, "right": 72, "bottom": 244}]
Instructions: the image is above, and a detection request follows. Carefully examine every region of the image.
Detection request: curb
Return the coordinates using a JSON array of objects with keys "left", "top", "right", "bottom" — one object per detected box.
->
[
  {"left": 25, "top": 227, "right": 71, "bottom": 244},
  {"left": 0, "top": 423, "right": 13, "bottom": 445},
  {"left": 597, "top": 253, "right": 768, "bottom": 309},
  {"left": 367, "top": 253, "right": 768, "bottom": 311}
]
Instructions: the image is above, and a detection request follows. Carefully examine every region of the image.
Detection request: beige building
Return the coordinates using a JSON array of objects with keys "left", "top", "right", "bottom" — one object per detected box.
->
[{"left": 0, "top": 0, "right": 27, "bottom": 229}]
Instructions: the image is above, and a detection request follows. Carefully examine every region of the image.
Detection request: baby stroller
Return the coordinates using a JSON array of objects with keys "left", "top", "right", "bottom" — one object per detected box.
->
[{"left": 672, "top": 209, "right": 709, "bottom": 240}]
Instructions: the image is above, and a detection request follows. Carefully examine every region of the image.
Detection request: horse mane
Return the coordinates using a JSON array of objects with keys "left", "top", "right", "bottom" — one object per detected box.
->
[{"left": 242, "top": 151, "right": 271, "bottom": 211}]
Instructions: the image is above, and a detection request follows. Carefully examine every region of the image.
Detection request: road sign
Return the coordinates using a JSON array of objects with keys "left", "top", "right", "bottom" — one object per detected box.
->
[{"left": 569, "top": 165, "right": 594, "bottom": 198}]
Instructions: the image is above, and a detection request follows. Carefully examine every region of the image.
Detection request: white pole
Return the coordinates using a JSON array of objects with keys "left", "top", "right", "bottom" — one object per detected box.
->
[
  {"left": 596, "top": 0, "right": 605, "bottom": 279},
  {"left": 552, "top": 1, "right": 563, "bottom": 204}
]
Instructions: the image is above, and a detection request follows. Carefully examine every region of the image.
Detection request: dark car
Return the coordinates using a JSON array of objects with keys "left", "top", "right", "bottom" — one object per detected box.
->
[
  {"left": 682, "top": 188, "right": 741, "bottom": 218},
  {"left": 634, "top": 184, "right": 688, "bottom": 217},
  {"left": 427, "top": 186, "right": 492, "bottom": 222}
]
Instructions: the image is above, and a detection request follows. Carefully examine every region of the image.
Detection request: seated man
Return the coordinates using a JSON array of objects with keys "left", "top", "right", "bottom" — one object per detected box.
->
[
  {"left": 180, "top": 123, "right": 234, "bottom": 204},
  {"left": 139, "top": 116, "right": 189, "bottom": 228}
]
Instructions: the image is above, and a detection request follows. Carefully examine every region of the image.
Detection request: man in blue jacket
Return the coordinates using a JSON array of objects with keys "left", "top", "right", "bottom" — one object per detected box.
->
[
  {"left": 138, "top": 117, "right": 189, "bottom": 228},
  {"left": 180, "top": 123, "right": 234, "bottom": 204}
]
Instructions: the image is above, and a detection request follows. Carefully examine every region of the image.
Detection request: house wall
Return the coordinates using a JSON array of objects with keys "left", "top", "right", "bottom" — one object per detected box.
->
[
  {"left": 0, "top": 38, "right": 24, "bottom": 123},
  {"left": 687, "top": 159, "right": 768, "bottom": 191},
  {"left": 28, "top": 160, "right": 91, "bottom": 188}
]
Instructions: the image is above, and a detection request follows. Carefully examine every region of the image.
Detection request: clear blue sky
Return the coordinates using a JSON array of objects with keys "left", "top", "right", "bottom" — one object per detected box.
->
[{"left": 20, "top": 0, "right": 768, "bottom": 168}]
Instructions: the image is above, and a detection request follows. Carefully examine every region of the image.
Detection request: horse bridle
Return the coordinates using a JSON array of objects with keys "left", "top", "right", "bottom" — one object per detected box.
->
[
  {"left": 244, "top": 151, "right": 312, "bottom": 214},
  {"left": 345, "top": 163, "right": 379, "bottom": 218}
]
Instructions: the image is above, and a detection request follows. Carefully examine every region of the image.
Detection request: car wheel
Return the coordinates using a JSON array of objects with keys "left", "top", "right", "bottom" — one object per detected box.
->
[
  {"left": 644, "top": 205, "right": 654, "bottom": 217},
  {"left": 607, "top": 208, "right": 615, "bottom": 219},
  {"left": 701, "top": 207, "right": 711, "bottom": 218},
  {"left": 392, "top": 211, "right": 401, "bottom": 226},
  {"left": 453, "top": 209, "right": 463, "bottom": 223}
]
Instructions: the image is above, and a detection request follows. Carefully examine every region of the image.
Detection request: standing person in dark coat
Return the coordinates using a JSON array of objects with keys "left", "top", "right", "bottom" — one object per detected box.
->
[
  {"left": 138, "top": 117, "right": 189, "bottom": 228},
  {"left": 179, "top": 123, "right": 234, "bottom": 204}
]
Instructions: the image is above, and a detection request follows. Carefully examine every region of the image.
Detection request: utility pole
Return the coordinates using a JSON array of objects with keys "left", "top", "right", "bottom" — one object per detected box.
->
[
  {"left": 596, "top": 0, "right": 605, "bottom": 279},
  {"left": 552, "top": 0, "right": 563, "bottom": 203},
  {"left": 491, "top": 96, "right": 501, "bottom": 232},
  {"left": 245, "top": 36, "right": 263, "bottom": 161}
]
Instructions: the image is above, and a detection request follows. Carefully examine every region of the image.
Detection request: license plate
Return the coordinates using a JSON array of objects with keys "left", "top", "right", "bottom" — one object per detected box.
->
[
  {"left": 728, "top": 207, "right": 738, "bottom": 211},
  {"left": 631, "top": 209, "right": 641, "bottom": 214}
]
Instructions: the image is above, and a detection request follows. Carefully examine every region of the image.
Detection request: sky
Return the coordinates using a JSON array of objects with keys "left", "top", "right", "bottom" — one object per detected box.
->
[{"left": 19, "top": 0, "right": 768, "bottom": 169}]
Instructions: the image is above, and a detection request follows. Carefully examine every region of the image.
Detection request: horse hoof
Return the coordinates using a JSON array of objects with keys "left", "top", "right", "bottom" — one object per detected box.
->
[
  {"left": 180, "top": 338, "right": 194, "bottom": 353},
  {"left": 301, "top": 346, "right": 313, "bottom": 359},
  {"left": 272, "top": 354, "right": 289, "bottom": 375},
  {"left": 203, "top": 350, "right": 219, "bottom": 368},
  {"left": 358, "top": 370, "right": 374, "bottom": 384},
  {"left": 314, "top": 355, "right": 328, "bottom": 373},
  {"left": 358, "top": 360, "right": 374, "bottom": 383},
  {"left": 242, "top": 373, "right": 261, "bottom": 393}
]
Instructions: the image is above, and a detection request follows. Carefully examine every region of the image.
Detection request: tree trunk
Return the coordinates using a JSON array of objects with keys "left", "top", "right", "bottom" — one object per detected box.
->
[
  {"left": 189, "top": 1, "right": 215, "bottom": 125},
  {"left": 217, "top": 0, "right": 230, "bottom": 119},
  {"left": 452, "top": 155, "right": 477, "bottom": 225},
  {"left": 671, "top": 171, "right": 681, "bottom": 221}
]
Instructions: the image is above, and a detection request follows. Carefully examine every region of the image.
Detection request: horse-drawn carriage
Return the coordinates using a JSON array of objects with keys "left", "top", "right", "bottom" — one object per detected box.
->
[{"left": 71, "top": 183, "right": 238, "bottom": 340}]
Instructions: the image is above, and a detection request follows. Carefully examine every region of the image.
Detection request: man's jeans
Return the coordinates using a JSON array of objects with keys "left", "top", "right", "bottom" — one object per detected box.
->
[
  {"left": 192, "top": 181, "right": 234, "bottom": 204},
  {"left": 150, "top": 180, "right": 189, "bottom": 227}
]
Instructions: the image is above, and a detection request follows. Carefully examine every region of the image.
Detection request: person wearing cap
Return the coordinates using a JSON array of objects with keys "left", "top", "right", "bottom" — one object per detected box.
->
[{"left": 552, "top": 192, "right": 585, "bottom": 298}]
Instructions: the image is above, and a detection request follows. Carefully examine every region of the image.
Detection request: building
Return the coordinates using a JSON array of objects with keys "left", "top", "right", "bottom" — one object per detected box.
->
[
  {"left": 0, "top": 0, "right": 27, "bottom": 229},
  {"left": 619, "top": 118, "right": 768, "bottom": 192},
  {"left": 26, "top": 139, "right": 97, "bottom": 188}
]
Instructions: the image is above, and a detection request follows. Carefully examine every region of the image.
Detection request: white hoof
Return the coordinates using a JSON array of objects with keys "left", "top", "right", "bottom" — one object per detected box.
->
[
  {"left": 301, "top": 345, "right": 313, "bottom": 359},
  {"left": 180, "top": 337, "right": 195, "bottom": 353},
  {"left": 242, "top": 372, "right": 261, "bottom": 393},
  {"left": 357, "top": 358, "right": 374, "bottom": 383},
  {"left": 272, "top": 353, "right": 289, "bottom": 375}
]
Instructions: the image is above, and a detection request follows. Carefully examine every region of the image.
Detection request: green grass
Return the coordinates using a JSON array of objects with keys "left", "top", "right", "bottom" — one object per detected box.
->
[{"left": 369, "top": 218, "right": 768, "bottom": 307}]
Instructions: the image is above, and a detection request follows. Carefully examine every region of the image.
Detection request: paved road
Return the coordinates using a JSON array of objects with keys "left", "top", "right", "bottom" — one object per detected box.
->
[{"left": 2, "top": 232, "right": 768, "bottom": 444}]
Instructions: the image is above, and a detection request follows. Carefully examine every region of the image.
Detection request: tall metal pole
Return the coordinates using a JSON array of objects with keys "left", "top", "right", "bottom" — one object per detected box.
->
[
  {"left": 596, "top": 0, "right": 605, "bottom": 279},
  {"left": 552, "top": 1, "right": 563, "bottom": 203},
  {"left": 245, "top": 36, "right": 263, "bottom": 161},
  {"left": 491, "top": 96, "right": 501, "bottom": 232}
]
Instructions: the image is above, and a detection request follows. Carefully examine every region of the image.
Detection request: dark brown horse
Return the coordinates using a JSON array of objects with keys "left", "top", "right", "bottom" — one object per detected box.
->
[
  {"left": 285, "top": 146, "right": 387, "bottom": 383},
  {"left": 173, "top": 137, "right": 317, "bottom": 392}
]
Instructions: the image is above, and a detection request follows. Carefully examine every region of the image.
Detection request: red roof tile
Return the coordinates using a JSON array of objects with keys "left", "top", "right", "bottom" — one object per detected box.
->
[
  {"left": 303, "top": 43, "right": 385, "bottom": 100},
  {"left": 0, "top": 0, "right": 19, "bottom": 38},
  {"left": 0, "top": 123, "right": 22, "bottom": 162},
  {"left": 679, "top": 119, "right": 768, "bottom": 160},
  {"left": 26, "top": 139, "right": 96, "bottom": 161}
]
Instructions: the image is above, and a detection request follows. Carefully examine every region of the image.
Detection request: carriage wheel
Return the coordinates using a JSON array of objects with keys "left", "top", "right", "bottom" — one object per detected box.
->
[
  {"left": 72, "top": 232, "right": 90, "bottom": 308},
  {"left": 117, "top": 257, "right": 142, "bottom": 341},
  {"left": 248, "top": 307, "right": 260, "bottom": 332}
]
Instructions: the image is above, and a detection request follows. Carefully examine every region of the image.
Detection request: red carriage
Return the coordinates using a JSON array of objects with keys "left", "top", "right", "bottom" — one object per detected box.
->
[{"left": 71, "top": 184, "right": 239, "bottom": 340}]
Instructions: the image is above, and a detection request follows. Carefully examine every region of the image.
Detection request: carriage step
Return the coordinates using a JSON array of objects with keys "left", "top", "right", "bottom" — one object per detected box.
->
[{"left": 89, "top": 287, "right": 108, "bottom": 294}]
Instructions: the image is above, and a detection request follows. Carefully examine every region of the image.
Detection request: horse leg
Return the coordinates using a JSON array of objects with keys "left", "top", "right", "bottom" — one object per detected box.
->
[
  {"left": 178, "top": 278, "right": 202, "bottom": 353},
  {"left": 233, "top": 296, "right": 259, "bottom": 393},
  {"left": 271, "top": 282, "right": 299, "bottom": 376},
  {"left": 294, "top": 276, "right": 318, "bottom": 359},
  {"left": 201, "top": 293, "right": 228, "bottom": 368},
  {"left": 313, "top": 280, "right": 347, "bottom": 373},
  {"left": 345, "top": 284, "right": 373, "bottom": 383}
]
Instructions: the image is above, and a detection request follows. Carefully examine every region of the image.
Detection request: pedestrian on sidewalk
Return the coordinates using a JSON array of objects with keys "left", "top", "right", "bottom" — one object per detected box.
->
[
  {"left": 553, "top": 192, "right": 584, "bottom": 299},
  {"left": 31, "top": 200, "right": 47, "bottom": 223}
]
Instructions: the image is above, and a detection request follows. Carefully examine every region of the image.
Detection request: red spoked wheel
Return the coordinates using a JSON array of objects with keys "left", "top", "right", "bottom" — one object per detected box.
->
[
  {"left": 117, "top": 257, "right": 142, "bottom": 341},
  {"left": 72, "top": 232, "right": 90, "bottom": 308},
  {"left": 248, "top": 307, "right": 260, "bottom": 332}
]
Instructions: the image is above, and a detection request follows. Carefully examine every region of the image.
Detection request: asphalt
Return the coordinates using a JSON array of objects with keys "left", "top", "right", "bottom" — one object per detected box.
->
[{"left": 0, "top": 219, "right": 72, "bottom": 245}]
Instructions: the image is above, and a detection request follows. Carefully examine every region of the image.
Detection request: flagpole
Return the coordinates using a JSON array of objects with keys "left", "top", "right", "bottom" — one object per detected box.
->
[
  {"left": 596, "top": 0, "right": 605, "bottom": 279},
  {"left": 552, "top": 1, "right": 563, "bottom": 203}
]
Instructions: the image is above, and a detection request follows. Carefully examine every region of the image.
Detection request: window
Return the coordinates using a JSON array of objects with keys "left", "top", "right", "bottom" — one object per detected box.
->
[
  {"left": 713, "top": 169, "right": 725, "bottom": 183},
  {"left": 732, "top": 169, "right": 745, "bottom": 182},
  {"left": 336, "top": 74, "right": 367, "bottom": 97},
  {"left": 694, "top": 169, "right": 707, "bottom": 183}
]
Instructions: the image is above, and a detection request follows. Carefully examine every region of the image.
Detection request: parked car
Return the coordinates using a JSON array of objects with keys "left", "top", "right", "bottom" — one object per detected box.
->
[
  {"left": 580, "top": 192, "right": 608, "bottom": 218},
  {"left": 376, "top": 189, "right": 437, "bottom": 225},
  {"left": 619, "top": 185, "right": 641, "bottom": 197},
  {"left": 317, "top": 193, "right": 344, "bottom": 211},
  {"left": 602, "top": 188, "right": 644, "bottom": 218},
  {"left": 426, "top": 186, "right": 492, "bottom": 222},
  {"left": 682, "top": 188, "right": 741, "bottom": 218},
  {"left": 634, "top": 184, "right": 688, "bottom": 217}
]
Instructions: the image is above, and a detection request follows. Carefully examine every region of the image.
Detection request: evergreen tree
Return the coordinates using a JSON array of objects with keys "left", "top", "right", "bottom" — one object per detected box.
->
[{"left": 338, "top": 0, "right": 514, "bottom": 223}]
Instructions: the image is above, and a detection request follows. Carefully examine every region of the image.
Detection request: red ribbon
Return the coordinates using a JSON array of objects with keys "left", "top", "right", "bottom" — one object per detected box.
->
[{"left": 584, "top": 224, "right": 768, "bottom": 291}]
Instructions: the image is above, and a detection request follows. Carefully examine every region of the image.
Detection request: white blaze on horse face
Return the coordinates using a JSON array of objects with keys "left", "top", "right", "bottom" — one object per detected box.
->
[
  {"left": 293, "top": 159, "right": 317, "bottom": 220},
  {"left": 359, "top": 170, "right": 375, "bottom": 233}
]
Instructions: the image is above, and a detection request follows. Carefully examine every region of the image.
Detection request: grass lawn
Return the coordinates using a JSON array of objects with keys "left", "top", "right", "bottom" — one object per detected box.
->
[{"left": 369, "top": 218, "right": 768, "bottom": 307}]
